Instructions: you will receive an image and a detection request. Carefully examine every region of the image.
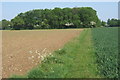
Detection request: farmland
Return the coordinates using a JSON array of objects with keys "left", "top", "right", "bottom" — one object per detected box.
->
[
  {"left": 0, "top": 2, "right": 119, "bottom": 79},
  {"left": 2, "top": 29, "right": 83, "bottom": 78},
  {"left": 0, "top": 30, "right": 2, "bottom": 79},
  {"left": 1, "top": 27, "right": 119, "bottom": 78},
  {"left": 25, "top": 27, "right": 118, "bottom": 78},
  {"left": 92, "top": 27, "right": 118, "bottom": 78},
  {"left": 9, "top": 28, "right": 100, "bottom": 78},
  {"left": 9, "top": 27, "right": 119, "bottom": 78}
]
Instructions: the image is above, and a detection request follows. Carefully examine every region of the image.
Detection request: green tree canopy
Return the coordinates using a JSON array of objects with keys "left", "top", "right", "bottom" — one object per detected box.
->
[
  {"left": 2, "top": 19, "right": 12, "bottom": 30},
  {"left": 2, "top": 7, "right": 102, "bottom": 30},
  {"left": 107, "top": 19, "right": 120, "bottom": 27}
]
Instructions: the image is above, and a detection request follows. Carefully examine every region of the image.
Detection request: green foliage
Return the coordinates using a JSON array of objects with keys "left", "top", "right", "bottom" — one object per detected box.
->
[
  {"left": 91, "top": 27, "right": 118, "bottom": 78},
  {"left": 28, "top": 68, "right": 45, "bottom": 78},
  {"left": 1, "top": 19, "right": 12, "bottom": 30},
  {"left": 2, "top": 7, "right": 101, "bottom": 30},
  {"left": 101, "top": 21, "right": 107, "bottom": 27},
  {"left": 79, "top": 7, "right": 100, "bottom": 27},
  {"left": 8, "top": 75, "right": 26, "bottom": 80},
  {"left": 0, "top": 21, "right": 2, "bottom": 30},
  {"left": 107, "top": 19, "right": 120, "bottom": 27},
  {"left": 11, "top": 16, "right": 25, "bottom": 30}
]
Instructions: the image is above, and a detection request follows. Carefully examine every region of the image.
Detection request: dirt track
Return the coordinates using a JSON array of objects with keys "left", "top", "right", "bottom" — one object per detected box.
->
[{"left": 2, "top": 29, "right": 83, "bottom": 78}]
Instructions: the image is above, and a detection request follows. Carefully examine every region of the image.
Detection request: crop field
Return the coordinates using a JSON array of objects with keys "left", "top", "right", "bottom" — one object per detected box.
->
[
  {"left": 91, "top": 27, "right": 118, "bottom": 78},
  {"left": 9, "top": 29, "right": 100, "bottom": 78},
  {"left": 1, "top": 27, "right": 119, "bottom": 78},
  {"left": 2, "top": 29, "right": 83, "bottom": 78}
]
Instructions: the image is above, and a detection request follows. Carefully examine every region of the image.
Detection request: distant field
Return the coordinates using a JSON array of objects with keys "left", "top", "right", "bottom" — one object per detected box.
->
[{"left": 2, "top": 29, "right": 83, "bottom": 78}]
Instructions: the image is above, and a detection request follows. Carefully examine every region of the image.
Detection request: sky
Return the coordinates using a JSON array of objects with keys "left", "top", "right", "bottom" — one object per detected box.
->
[{"left": 0, "top": 2, "right": 118, "bottom": 22}]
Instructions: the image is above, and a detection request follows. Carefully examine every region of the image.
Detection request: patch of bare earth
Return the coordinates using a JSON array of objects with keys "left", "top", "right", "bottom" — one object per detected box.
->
[
  {"left": 2, "top": 29, "right": 83, "bottom": 78},
  {"left": 0, "top": 30, "right": 2, "bottom": 79}
]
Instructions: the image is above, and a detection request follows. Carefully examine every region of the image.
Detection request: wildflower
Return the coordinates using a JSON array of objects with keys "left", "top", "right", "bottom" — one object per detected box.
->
[
  {"left": 40, "top": 56, "right": 44, "bottom": 61},
  {"left": 31, "top": 56, "right": 34, "bottom": 58},
  {"left": 49, "top": 53, "right": 52, "bottom": 55},
  {"left": 29, "top": 51, "right": 32, "bottom": 54},
  {"left": 59, "top": 49, "right": 61, "bottom": 50},
  {"left": 35, "top": 50, "right": 39, "bottom": 53}
]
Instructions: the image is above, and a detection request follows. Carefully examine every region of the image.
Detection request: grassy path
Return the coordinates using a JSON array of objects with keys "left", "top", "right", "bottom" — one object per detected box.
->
[
  {"left": 10, "top": 29, "right": 100, "bottom": 78},
  {"left": 64, "top": 29, "right": 99, "bottom": 78}
]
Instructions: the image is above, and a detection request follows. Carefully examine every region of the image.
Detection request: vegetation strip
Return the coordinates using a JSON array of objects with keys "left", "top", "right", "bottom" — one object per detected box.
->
[
  {"left": 10, "top": 29, "right": 100, "bottom": 78},
  {"left": 91, "top": 27, "right": 118, "bottom": 78}
]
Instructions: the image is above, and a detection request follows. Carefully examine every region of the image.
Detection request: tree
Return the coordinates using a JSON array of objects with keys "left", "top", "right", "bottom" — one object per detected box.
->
[
  {"left": 0, "top": 21, "right": 2, "bottom": 30},
  {"left": 107, "top": 19, "right": 120, "bottom": 27},
  {"left": 101, "top": 21, "right": 106, "bottom": 27},
  {"left": 79, "top": 7, "right": 101, "bottom": 27},
  {"left": 11, "top": 16, "right": 25, "bottom": 30},
  {"left": 2, "top": 19, "right": 12, "bottom": 30},
  {"left": 5, "top": 7, "right": 101, "bottom": 30}
]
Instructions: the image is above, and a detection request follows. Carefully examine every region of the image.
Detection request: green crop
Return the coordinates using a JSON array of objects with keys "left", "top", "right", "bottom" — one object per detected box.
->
[{"left": 92, "top": 27, "right": 119, "bottom": 78}]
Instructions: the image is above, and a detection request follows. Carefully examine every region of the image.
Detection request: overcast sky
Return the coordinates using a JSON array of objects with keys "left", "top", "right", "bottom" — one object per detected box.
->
[{"left": 1, "top": 2, "right": 118, "bottom": 22}]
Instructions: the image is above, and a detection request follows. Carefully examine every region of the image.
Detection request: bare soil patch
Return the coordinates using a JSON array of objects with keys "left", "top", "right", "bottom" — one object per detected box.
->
[
  {"left": 2, "top": 29, "right": 83, "bottom": 78},
  {"left": 0, "top": 30, "right": 2, "bottom": 79}
]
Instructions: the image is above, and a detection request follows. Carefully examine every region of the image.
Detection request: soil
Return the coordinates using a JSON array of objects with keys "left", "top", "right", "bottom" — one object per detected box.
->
[
  {"left": 0, "top": 30, "right": 2, "bottom": 79},
  {"left": 2, "top": 29, "right": 83, "bottom": 78}
]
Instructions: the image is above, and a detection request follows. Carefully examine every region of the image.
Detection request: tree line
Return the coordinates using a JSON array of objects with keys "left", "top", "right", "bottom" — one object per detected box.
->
[
  {"left": 107, "top": 19, "right": 120, "bottom": 27},
  {"left": 0, "top": 7, "right": 119, "bottom": 30}
]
